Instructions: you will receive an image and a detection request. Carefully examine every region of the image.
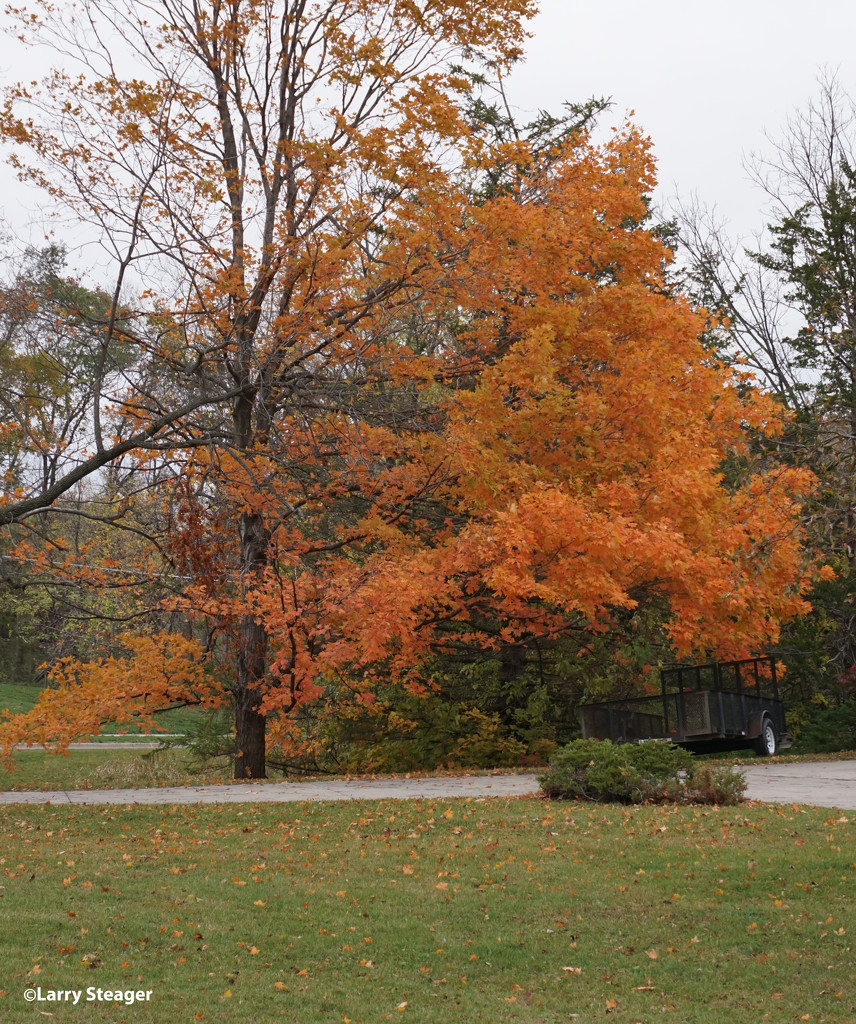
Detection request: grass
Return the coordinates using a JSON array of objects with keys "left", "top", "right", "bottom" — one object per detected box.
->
[
  {"left": 0, "top": 683, "right": 42, "bottom": 717},
  {"left": 0, "top": 798, "right": 853, "bottom": 1023},
  {"left": 2, "top": 748, "right": 231, "bottom": 791},
  {"left": 0, "top": 749, "right": 540, "bottom": 792}
]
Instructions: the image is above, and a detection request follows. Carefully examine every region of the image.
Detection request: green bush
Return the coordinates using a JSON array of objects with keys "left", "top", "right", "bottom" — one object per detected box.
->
[
  {"left": 790, "top": 701, "right": 856, "bottom": 754},
  {"left": 538, "top": 739, "right": 745, "bottom": 805},
  {"left": 686, "top": 763, "right": 747, "bottom": 806}
]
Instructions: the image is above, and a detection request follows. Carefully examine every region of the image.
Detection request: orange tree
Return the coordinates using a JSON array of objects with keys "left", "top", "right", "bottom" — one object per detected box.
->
[
  {"left": 0, "top": 6, "right": 823, "bottom": 775},
  {"left": 238, "top": 126, "right": 826, "bottom": 764},
  {"left": 0, "top": 0, "right": 538, "bottom": 776}
]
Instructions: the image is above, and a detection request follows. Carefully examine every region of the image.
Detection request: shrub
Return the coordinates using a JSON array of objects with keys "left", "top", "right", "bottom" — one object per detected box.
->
[
  {"left": 790, "top": 701, "right": 856, "bottom": 754},
  {"left": 538, "top": 738, "right": 745, "bottom": 805},
  {"left": 684, "top": 763, "right": 746, "bottom": 806}
]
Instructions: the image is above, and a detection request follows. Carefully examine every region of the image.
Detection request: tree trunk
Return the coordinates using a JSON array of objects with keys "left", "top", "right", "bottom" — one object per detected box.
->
[{"left": 234, "top": 510, "right": 269, "bottom": 779}]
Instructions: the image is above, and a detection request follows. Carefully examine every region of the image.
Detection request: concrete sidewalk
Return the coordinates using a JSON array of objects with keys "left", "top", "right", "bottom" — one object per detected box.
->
[{"left": 0, "top": 760, "right": 853, "bottom": 809}]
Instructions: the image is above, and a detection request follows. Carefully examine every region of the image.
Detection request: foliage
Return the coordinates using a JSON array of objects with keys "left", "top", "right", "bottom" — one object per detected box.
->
[
  {"left": 0, "top": 3, "right": 823, "bottom": 778},
  {"left": 790, "top": 700, "right": 856, "bottom": 754},
  {"left": 676, "top": 76, "right": 856, "bottom": 698},
  {"left": 539, "top": 739, "right": 745, "bottom": 805},
  {"left": 0, "top": 800, "right": 852, "bottom": 1024},
  {"left": 684, "top": 762, "right": 749, "bottom": 806}
]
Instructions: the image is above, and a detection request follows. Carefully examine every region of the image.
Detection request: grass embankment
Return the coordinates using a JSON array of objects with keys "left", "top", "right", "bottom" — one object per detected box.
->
[
  {"left": 2, "top": 748, "right": 230, "bottom": 790},
  {"left": 0, "top": 799, "right": 853, "bottom": 1023}
]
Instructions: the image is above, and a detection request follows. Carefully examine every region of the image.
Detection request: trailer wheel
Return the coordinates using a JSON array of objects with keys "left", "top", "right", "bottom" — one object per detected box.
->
[{"left": 754, "top": 716, "right": 778, "bottom": 757}]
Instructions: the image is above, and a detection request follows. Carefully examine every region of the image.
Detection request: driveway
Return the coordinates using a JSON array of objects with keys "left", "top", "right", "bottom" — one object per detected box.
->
[
  {"left": 0, "top": 773, "right": 540, "bottom": 805},
  {"left": 0, "top": 760, "right": 854, "bottom": 808},
  {"left": 739, "top": 759, "right": 856, "bottom": 809}
]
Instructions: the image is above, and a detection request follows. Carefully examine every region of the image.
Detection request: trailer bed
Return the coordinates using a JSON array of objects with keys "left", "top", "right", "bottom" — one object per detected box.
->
[{"left": 579, "top": 657, "right": 789, "bottom": 754}]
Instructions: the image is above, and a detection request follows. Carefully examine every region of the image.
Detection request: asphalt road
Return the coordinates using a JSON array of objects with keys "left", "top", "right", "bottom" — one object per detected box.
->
[{"left": 0, "top": 760, "right": 854, "bottom": 808}]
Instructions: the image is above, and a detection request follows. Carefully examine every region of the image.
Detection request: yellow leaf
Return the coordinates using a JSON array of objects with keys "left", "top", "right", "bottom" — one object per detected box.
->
[{"left": 249, "top": 946, "right": 260, "bottom": 955}]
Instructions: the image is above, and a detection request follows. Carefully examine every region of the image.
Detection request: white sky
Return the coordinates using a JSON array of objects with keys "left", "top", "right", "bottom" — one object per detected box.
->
[
  {"left": 1, "top": 0, "right": 855, "bottom": 251},
  {"left": 509, "top": 0, "right": 856, "bottom": 239}
]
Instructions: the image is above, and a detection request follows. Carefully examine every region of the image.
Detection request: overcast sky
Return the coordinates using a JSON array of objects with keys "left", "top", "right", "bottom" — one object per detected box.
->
[
  {"left": 1, "top": 1, "right": 854, "bottom": 251},
  {"left": 509, "top": 0, "right": 856, "bottom": 240}
]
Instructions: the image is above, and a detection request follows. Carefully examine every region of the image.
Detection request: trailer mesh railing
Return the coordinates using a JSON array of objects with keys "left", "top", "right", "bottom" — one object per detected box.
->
[{"left": 578, "top": 658, "right": 786, "bottom": 745}]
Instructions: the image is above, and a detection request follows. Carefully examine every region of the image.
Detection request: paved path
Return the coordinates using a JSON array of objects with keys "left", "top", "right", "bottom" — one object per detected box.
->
[
  {"left": 0, "top": 773, "right": 540, "bottom": 806},
  {"left": 739, "top": 759, "right": 856, "bottom": 809},
  {"left": 0, "top": 760, "right": 854, "bottom": 808}
]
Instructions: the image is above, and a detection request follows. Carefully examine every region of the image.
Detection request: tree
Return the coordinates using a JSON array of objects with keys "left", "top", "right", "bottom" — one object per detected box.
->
[
  {"left": 307, "top": 126, "right": 819, "bottom": 670},
  {"left": 0, "top": 0, "right": 538, "bottom": 776},
  {"left": 676, "top": 75, "right": 856, "bottom": 694},
  {"left": 0, "top": 246, "right": 144, "bottom": 684},
  {"left": 169, "top": 126, "right": 820, "bottom": 768},
  {"left": 0, "top": 7, "right": 821, "bottom": 777}
]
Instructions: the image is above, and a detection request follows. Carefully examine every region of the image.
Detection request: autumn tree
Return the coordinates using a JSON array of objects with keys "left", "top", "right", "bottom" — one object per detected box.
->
[
  {"left": 0, "top": 5, "right": 823, "bottom": 778},
  {"left": 191, "top": 126, "right": 823, "bottom": 769},
  {"left": 0, "top": 0, "right": 538, "bottom": 776}
]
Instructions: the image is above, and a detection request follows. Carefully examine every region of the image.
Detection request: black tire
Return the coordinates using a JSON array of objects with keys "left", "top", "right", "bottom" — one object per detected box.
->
[{"left": 754, "top": 716, "right": 777, "bottom": 757}]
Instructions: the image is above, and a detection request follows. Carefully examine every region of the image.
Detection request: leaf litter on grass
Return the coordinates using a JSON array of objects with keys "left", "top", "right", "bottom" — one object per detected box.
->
[{"left": 0, "top": 799, "right": 852, "bottom": 1022}]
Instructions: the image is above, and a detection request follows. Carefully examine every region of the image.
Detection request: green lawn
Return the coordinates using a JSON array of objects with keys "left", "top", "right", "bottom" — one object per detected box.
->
[
  {"left": 2, "top": 748, "right": 230, "bottom": 790},
  {"left": 0, "top": 683, "right": 42, "bottom": 717},
  {"left": 0, "top": 798, "right": 853, "bottom": 1023}
]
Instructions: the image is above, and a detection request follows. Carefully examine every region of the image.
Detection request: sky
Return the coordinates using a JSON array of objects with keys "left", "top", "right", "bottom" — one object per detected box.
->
[
  {"left": 1, "top": 0, "right": 855, "bottom": 251},
  {"left": 508, "top": 0, "right": 856, "bottom": 241}
]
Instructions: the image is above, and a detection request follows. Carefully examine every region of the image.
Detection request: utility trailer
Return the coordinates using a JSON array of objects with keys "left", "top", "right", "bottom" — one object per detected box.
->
[{"left": 579, "top": 657, "right": 789, "bottom": 756}]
